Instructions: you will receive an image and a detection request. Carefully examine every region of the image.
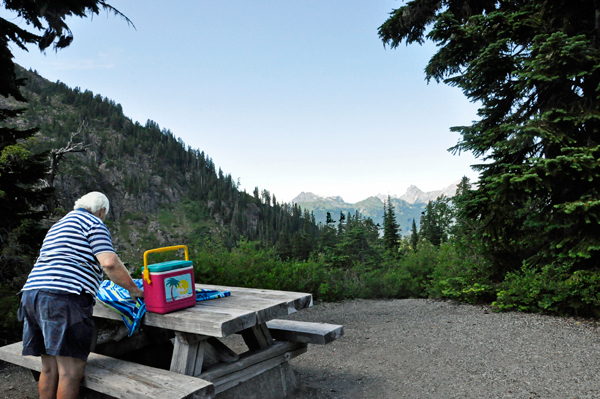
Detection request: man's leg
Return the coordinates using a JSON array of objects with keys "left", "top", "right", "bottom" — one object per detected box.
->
[
  {"left": 55, "top": 356, "right": 87, "bottom": 399},
  {"left": 39, "top": 355, "right": 59, "bottom": 399}
]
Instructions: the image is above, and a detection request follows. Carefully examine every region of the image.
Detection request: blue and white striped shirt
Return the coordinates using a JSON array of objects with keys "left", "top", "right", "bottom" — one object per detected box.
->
[{"left": 22, "top": 209, "right": 115, "bottom": 297}]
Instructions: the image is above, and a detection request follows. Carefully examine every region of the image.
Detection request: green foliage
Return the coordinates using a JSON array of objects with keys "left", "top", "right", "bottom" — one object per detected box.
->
[
  {"left": 321, "top": 212, "right": 382, "bottom": 270},
  {"left": 0, "top": 0, "right": 131, "bottom": 343},
  {"left": 0, "top": 283, "right": 21, "bottom": 344},
  {"left": 191, "top": 236, "right": 440, "bottom": 302},
  {"left": 493, "top": 264, "right": 600, "bottom": 317},
  {"left": 419, "top": 196, "right": 453, "bottom": 246},
  {"left": 382, "top": 195, "right": 401, "bottom": 254},
  {"left": 410, "top": 219, "right": 418, "bottom": 252},
  {"left": 0, "top": 98, "right": 52, "bottom": 347},
  {"left": 428, "top": 241, "right": 496, "bottom": 304},
  {"left": 0, "top": 107, "right": 53, "bottom": 240},
  {"left": 0, "top": 218, "right": 47, "bottom": 343},
  {"left": 380, "top": 0, "right": 600, "bottom": 275}
]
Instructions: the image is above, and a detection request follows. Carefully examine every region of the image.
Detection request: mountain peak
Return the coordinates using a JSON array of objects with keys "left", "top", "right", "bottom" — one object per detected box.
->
[
  {"left": 290, "top": 192, "right": 323, "bottom": 203},
  {"left": 326, "top": 196, "right": 345, "bottom": 203},
  {"left": 399, "top": 181, "right": 459, "bottom": 204},
  {"left": 375, "top": 193, "right": 398, "bottom": 202},
  {"left": 291, "top": 180, "right": 461, "bottom": 206}
]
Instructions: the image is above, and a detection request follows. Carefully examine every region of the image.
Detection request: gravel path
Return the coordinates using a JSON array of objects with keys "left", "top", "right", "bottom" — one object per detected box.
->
[
  {"left": 285, "top": 299, "right": 600, "bottom": 399},
  {"left": 2, "top": 299, "right": 599, "bottom": 398}
]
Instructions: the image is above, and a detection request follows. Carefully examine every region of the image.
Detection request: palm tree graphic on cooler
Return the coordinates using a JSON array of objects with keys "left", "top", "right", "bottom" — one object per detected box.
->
[{"left": 166, "top": 278, "right": 180, "bottom": 301}]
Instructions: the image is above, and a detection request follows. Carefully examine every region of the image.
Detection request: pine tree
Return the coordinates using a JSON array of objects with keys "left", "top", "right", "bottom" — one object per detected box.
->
[
  {"left": 0, "top": 0, "right": 131, "bottom": 342},
  {"left": 337, "top": 211, "right": 346, "bottom": 235},
  {"left": 380, "top": 0, "right": 600, "bottom": 273},
  {"left": 319, "top": 212, "right": 338, "bottom": 251},
  {"left": 382, "top": 195, "right": 401, "bottom": 253},
  {"left": 419, "top": 197, "right": 453, "bottom": 246},
  {"left": 0, "top": 109, "right": 53, "bottom": 237},
  {"left": 410, "top": 219, "right": 419, "bottom": 252}
]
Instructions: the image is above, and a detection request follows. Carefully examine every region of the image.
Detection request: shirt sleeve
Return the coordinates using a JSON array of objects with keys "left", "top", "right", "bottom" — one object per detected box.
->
[{"left": 87, "top": 222, "right": 116, "bottom": 255}]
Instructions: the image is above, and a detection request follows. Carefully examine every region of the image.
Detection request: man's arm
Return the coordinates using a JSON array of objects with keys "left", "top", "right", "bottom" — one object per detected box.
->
[{"left": 96, "top": 252, "right": 144, "bottom": 300}]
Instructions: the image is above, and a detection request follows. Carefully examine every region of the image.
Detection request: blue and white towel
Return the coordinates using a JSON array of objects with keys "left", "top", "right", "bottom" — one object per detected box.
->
[{"left": 96, "top": 279, "right": 231, "bottom": 336}]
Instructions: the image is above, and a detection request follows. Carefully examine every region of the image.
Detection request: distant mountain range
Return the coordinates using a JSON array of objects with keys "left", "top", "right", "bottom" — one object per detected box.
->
[
  {"left": 377, "top": 181, "right": 460, "bottom": 205},
  {"left": 291, "top": 181, "right": 459, "bottom": 234}
]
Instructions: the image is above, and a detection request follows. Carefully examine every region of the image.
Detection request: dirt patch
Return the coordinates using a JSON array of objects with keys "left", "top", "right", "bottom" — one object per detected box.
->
[
  {"left": 0, "top": 361, "right": 38, "bottom": 399},
  {"left": 2, "top": 299, "right": 600, "bottom": 398}
]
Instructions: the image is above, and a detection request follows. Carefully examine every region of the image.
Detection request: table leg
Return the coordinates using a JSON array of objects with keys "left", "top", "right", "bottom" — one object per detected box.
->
[
  {"left": 204, "top": 337, "right": 239, "bottom": 363},
  {"left": 241, "top": 323, "right": 274, "bottom": 351},
  {"left": 170, "top": 332, "right": 207, "bottom": 376}
]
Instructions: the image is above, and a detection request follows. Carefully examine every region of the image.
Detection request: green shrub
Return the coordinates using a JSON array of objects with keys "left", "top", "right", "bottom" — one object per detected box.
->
[
  {"left": 428, "top": 241, "right": 496, "bottom": 304},
  {"left": 493, "top": 263, "right": 600, "bottom": 317},
  {"left": 191, "top": 239, "right": 439, "bottom": 302}
]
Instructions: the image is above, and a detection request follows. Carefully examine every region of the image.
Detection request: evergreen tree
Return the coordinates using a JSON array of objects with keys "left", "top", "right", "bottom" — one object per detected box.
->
[
  {"left": 253, "top": 186, "right": 260, "bottom": 201},
  {"left": 380, "top": 0, "right": 600, "bottom": 273},
  {"left": 0, "top": 0, "right": 130, "bottom": 342},
  {"left": 319, "top": 212, "right": 338, "bottom": 251},
  {"left": 452, "top": 176, "right": 474, "bottom": 238},
  {"left": 276, "top": 233, "right": 293, "bottom": 261},
  {"left": 291, "top": 232, "right": 312, "bottom": 261},
  {"left": 419, "top": 197, "right": 453, "bottom": 246},
  {"left": 337, "top": 211, "right": 346, "bottom": 235},
  {"left": 326, "top": 212, "right": 335, "bottom": 225},
  {"left": 410, "top": 219, "right": 418, "bottom": 251},
  {"left": 1, "top": 1, "right": 129, "bottom": 253},
  {"left": 331, "top": 212, "right": 381, "bottom": 269},
  {"left": 382, "top": 195, "right": 401, "bottom": 253}
]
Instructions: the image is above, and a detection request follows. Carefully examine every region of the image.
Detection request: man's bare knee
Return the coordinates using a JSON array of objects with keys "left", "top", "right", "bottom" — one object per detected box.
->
[
  {"left": 56, "top": 356, "right": 86, "bottom": 381},
  {"left": 40, "top": 355, "right": 58, "bottom": 376}
]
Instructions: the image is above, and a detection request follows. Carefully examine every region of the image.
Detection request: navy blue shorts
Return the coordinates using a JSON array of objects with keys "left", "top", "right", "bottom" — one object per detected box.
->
[{"left": 19, "top": 289, "right": 95, "bottom": 361}]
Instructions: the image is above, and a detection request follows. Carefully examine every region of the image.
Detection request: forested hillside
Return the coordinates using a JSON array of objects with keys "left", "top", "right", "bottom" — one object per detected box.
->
[{"left": 9, "top": 67, "right": 322, "bottom": 262}]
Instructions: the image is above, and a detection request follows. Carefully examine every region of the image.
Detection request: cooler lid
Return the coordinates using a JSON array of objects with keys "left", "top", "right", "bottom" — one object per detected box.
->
[{"left": 146, "top": 260, "right": 193, "bottom": 273}]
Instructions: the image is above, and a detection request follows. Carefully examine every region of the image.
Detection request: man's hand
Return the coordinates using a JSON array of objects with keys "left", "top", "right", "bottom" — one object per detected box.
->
[
  {"left": 129, "top": 287, "right": 144, "bottom": 301},
  {"left": 96, "top": 252, "right": 142, "bottom": 300}
]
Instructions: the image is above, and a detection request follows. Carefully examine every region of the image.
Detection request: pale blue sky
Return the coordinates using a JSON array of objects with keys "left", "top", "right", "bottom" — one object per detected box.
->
[{"left": 5, "top": 1, "right": 480, "bottom": 203}]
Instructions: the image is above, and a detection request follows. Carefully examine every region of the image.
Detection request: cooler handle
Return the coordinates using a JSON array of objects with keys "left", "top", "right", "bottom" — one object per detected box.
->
[{"left": 143, "top": 245, "right": 189, "bottom": 285}]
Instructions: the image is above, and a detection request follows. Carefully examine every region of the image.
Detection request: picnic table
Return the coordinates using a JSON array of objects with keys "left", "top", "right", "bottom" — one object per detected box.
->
[{"left": 0, "top": 284, "right": 344, "bottom": 399}]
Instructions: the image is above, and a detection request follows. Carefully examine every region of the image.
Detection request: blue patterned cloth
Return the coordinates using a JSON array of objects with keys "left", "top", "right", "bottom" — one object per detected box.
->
[
  {"left": 96, "top": 279, "right": 230, "bottom": 336},
  {"left": 196, "top": 288, "right": 231, "bottom": 302},
  {"left": 96, "top": 279, "right": 146, "bottom": 337}
]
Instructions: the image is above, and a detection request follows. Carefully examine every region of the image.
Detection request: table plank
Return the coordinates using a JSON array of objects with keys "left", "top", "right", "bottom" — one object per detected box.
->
[
  {"left": 194, "top": 296, "right": 288, "bottom": 325},
  {"left": 93, "top": 285, "right": 312, "bottom": 337},
  {"left": 199, "top": 284, "right": 313, "bottom": 313}
]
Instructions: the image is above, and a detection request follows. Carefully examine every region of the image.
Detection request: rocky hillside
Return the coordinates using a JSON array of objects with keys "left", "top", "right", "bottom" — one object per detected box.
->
[{"left": 9, "top": 67, "right": 316, "bottom": 266}]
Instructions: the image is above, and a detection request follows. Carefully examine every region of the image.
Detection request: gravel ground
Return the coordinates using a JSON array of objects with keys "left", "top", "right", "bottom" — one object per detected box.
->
[
  {"left": 2, "top": 298, "right": 600, "bottom": 399},
  {"left": 284, "top": 299, "right": 600, "bottom": 399}
]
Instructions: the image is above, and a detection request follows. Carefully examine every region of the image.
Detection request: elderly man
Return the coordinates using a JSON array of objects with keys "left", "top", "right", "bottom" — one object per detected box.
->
[{"left": 19, "top": 192, "right": 144, "bottom": 399}]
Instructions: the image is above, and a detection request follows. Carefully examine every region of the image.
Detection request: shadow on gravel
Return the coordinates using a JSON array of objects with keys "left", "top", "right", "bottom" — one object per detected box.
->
[{"left": 290, "top": 367, "right": 387, "bottom": 399}]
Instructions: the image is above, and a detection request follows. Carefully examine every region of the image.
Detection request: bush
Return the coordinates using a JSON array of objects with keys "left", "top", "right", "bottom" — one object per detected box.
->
[
  {"left": 428, "top": 241, "right": 496, "bottom": 304},
  {"left": 191, "top": 239, "right": 439, "bottom": 302},
  {"left": 493, "top": 262, "right": 600, "bottom": 317}
]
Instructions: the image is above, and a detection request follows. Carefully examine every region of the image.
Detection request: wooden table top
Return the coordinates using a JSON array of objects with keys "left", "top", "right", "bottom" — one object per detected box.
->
[{"left": 93, "top": 284, "right": 313, "bottom": 338}]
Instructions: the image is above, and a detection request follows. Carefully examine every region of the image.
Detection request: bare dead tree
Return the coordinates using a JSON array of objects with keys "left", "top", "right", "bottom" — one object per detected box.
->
[{"left": 47, "top": 122, "right": 90, "bottom": 187}]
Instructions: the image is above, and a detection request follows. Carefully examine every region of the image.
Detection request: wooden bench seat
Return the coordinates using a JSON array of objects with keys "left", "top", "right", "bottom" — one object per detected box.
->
[
  {"left": 266, "top": 320, "right": 344, "bottom": 345},
  {"left": 0, "top": 342, "right": 215, "bottom": 399}
]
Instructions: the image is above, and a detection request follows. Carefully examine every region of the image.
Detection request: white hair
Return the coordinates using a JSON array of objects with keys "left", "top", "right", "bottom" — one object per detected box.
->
[{"left": 73, "top": 192, "right": 110, "bottom": 214}]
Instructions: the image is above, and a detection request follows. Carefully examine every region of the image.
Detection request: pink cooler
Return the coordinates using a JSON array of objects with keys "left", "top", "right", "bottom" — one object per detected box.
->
[{"left": 142, "top": 245, "right": 196, "bottom": 314}]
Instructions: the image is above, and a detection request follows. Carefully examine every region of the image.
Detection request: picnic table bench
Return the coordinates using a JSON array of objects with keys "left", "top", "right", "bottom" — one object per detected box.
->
[
  {"left": 0, "top": 342, "right": 214, "bottom": 399},
  {"left": 0, "top": 284, "right": 344, "bottom": 399}
]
